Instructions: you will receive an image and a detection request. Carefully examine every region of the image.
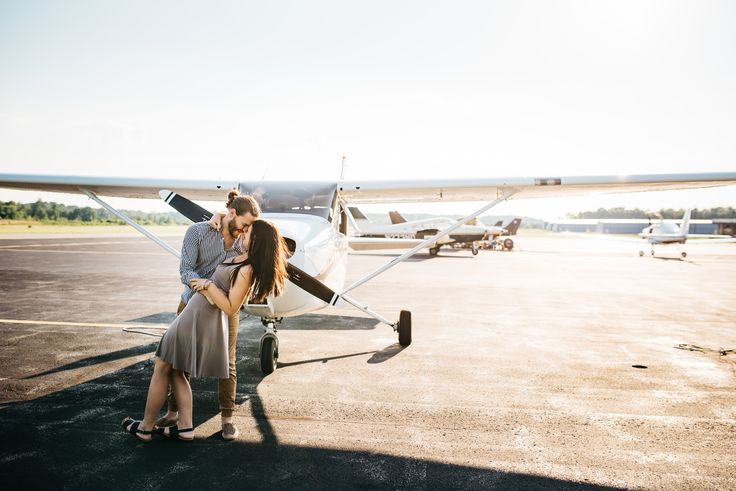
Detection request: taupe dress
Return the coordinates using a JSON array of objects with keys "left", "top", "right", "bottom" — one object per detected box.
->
[{"left": 156, "top": 259, "right": 249, "bottom": 379}]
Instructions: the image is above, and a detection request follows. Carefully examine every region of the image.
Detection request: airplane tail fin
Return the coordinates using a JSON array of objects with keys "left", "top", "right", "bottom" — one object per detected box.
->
[
  {"left": 505, "top": 218, "right": 522, "bottom": 235},
  {"left": 679, "top": 209, "right": 691, "bottom": 238},
  {"left": 388, "top": 211, "right": 407, "bottom": 224}
]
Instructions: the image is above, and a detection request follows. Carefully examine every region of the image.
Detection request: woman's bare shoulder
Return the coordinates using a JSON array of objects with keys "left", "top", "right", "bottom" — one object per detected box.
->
[{"left": 237, "top": 264, "right": 253, "bottom": 279}]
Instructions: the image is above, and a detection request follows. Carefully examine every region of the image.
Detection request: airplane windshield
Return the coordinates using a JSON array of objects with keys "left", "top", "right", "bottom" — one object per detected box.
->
[{"left": 238, "top": 181, "right": 337, "bottom": 220}]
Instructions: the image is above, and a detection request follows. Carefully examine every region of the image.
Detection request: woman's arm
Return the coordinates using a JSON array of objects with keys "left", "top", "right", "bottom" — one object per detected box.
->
[{"left": 191, "top": 268, "right": 252, "bottom": 317}]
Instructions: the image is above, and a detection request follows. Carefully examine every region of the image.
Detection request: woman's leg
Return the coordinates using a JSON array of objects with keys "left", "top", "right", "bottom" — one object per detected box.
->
[
  {"left": 139, "top": 357, "right": 171, "bottom": 431},
  {"left": 170, "top": 369, "right": 194, "bottom": 437}
]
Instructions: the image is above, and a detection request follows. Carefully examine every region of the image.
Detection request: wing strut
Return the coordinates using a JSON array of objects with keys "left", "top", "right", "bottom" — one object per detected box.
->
[
  {"left": 340, "top": 190, "right": 517, "bottom": 296},
  {"left": 80, "top": 188, "right": 182, "bottom": 259}
]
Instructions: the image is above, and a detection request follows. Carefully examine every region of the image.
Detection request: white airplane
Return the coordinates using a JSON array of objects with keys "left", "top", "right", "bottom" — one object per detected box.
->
[
  {"left": 385, "top": 210, "right": 523, "bottom": 253},
  {"left": 347, "top": 207, "right": 485, "bottom": 256},
  {"left": 638, "top": 209, "right": 736, "bottom": 258},
  {"left": 2, "top": 171, "right": 736, "bottom": 372}
]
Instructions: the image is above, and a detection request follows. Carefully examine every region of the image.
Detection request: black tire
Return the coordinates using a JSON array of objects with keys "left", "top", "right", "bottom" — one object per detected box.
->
[
  {"left": 503, "top": 238, "right": 514, "bottom": 250},
  {"left": 471, "top": 245, "right": 479, "bottom": 255},
  {"left": 260, "top": 336, "right": 278, "bottom": 374},
  {"left": 429, "top": 247, "right": 439, "bottom": 256},
  {"left": 681, "top": 251, "right": 687, "bottom": 258},
  {"left": 398, "top": 310, "right": 412, "bottom": 346}
]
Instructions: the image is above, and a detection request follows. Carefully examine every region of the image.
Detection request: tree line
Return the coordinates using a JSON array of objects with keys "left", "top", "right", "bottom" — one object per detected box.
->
[
  {"left": 569, "top": 207, "right": 736, "bottom": 219},
  {"left": 0, "top": 199, "right": 189, "bottom": 225}
]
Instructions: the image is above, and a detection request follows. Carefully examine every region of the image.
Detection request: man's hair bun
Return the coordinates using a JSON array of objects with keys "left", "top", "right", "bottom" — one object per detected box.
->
[{"left": 225, "top": 189, "right": 240, "bottom": 208}]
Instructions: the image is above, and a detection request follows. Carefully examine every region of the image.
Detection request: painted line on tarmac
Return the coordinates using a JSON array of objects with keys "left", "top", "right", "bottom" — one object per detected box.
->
[
  {"left": 0, "top": 248, "right": 171, "bottom": 256},
  {"left": 0, "top": 240, "right": 152, "bottom": 249},
  {"left": 0, "top": 318, "right": 169, "bottom": 329}
]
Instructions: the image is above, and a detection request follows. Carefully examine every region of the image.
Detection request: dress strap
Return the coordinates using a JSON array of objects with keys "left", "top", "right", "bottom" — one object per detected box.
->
[{"left": 222, "top": 258, "right": 250, "bottom": 267}]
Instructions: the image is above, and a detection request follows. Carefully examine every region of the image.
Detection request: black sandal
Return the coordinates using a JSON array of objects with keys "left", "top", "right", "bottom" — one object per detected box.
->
[
  {"left": 154, "top": 424, "right": 194, "bottom": 441},
  {"left": 122, "top": 416, "right": 153, "bottom": 443}
]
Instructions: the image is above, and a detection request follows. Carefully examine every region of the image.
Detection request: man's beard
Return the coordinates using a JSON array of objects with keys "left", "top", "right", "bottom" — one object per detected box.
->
[{"left": 227, "top": 218, "right": 239, "bottom": 237}]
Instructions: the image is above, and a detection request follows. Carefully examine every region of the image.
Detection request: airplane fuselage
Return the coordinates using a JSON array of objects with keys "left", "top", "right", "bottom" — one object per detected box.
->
[
  {"left": 357, "top": 217, "right": 487, "bottom": 244},
  {"left": 243, "top": 213, "right": 349, "bottom": 319}
]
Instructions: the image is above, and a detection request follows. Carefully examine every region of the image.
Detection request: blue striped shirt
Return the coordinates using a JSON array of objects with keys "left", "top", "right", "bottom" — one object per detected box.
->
[{"left": 179, "top": 222, "right": 245, "bottom": 304}]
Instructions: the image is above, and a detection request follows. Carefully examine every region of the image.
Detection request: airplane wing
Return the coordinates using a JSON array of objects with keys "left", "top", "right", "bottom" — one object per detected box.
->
[
  {"left": 1, "top": 172, "right": 736, "bottom": 203},
  {"left": 338, "top": 173, "right": 736, "bottom": 203},
  {"left": 0, "top": 173, "right": 237, "bottom": 201}
]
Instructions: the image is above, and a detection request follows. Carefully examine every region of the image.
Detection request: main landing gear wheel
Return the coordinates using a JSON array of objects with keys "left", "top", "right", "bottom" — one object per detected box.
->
[
  {"left": 260, "top": 336, "right": 278, "bottom": 374},
  {"left": 639, "top": 250, "right": 644, "bottom": 257},
  {"left": 503, "top": 238, "right": 514, "bottom": 250},
  {"left": 429, "top": 247, "right": 439, "bottom": 256},
  {"left": 471, "top": 243, "right": 479, "bottom": 255},
  {"left": 398, "top": 310, "right": 412, "bottom": 346},
  {"left": 681, "top": 251, "right": 687, "bottom": 258}
]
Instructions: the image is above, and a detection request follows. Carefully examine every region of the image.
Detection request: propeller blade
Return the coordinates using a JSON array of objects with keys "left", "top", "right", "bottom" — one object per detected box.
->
[{"left": 158, "top": 189, "right": 339, "bottom": 305}]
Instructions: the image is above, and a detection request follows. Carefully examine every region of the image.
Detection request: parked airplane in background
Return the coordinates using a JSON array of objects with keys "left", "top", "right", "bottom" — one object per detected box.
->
[
  {"left": 639, "top": 209, "right": 736, "bottom": 258},
  {"left": 388, "top": 211, "right": 523, "bottom": 252},
  {"left": 482, "top": 217, "right": 522, "bottom": 251},
  {"left": 2, "top": 171, "right": 736, "bottom": 372},
  {"left": 348, "top": 207, "right": 485, "bottom": 255}
]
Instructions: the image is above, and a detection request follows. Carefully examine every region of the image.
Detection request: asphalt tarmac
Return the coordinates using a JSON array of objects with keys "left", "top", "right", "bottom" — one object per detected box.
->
[{"left": 0, "top": 231, "right": 734, "bottom": 490}]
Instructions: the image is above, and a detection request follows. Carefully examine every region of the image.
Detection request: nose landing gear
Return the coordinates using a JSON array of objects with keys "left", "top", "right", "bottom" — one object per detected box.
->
[{"left": 259, "top": 317, "right": 281, "bottom": 374}]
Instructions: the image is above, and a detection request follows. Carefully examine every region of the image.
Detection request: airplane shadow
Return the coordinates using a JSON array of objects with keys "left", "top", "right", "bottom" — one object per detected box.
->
[
  {"left": 650, "top": 255, "right": 690, "bottom": 262},
  {"left": 367, "top": 343, "right": 405, "bottom": 363},
  {"left": 277, "top": 343, "right": 405, "bottom": 369},
  {"left": 22, "top": 342, "right": 159, "bottom": 380},
  {"left": 18, "top": 313, "right": 380, "bottom": 387},
  {"left": 275, "top": 313, "right": 380, "bottom": 331}
]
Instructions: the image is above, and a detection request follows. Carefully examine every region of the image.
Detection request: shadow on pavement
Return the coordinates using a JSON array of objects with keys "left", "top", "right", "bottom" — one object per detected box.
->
[
  {"left": 0, "top": 314, "right": 621, "bottom": 490},
  {"left": 20, "top": 312, "right": 381, "bottom": 384},
  {"left": 0, "top": 354, "right": 623, "bottom": 491},
  {"left": 22, "top": 342, "right": 159, "bottom": 380}
]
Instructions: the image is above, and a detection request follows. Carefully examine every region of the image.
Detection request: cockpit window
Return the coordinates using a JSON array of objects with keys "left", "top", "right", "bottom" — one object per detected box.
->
[{"left": 238, "top": 181, "right": 338, "bottom": 220}]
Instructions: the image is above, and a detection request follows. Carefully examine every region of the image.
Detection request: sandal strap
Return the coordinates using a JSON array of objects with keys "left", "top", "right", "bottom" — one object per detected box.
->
[
  {"left": 123, "top": 417, "right": 153, "bottom": 436},
  {"left": 169, "top": 425, "right": 195, "bottom": 436},
  {"left": 155, "top": 425, "right": 194, "bottom": 437}
]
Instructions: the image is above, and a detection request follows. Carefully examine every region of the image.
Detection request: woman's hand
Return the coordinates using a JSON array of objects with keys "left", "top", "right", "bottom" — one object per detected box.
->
[
  {"left": 189, "top": 278, "right": 216, "bottom": 305},
  {"left": 189, "top": 278, "right": 212, "bottom": 292},
  {"left": 208, "top": 212, "right": 226, "bottom": 230}
]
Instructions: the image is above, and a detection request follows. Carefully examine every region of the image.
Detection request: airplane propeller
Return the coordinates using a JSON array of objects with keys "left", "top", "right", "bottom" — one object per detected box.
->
[{"left": 159, "top": 190, "right": 341, "bottom": 306}]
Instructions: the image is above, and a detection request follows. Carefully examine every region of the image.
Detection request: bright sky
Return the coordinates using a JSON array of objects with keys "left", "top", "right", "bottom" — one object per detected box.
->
[{"left": 1, "top": 0, "right": 734, "bottom": 219}]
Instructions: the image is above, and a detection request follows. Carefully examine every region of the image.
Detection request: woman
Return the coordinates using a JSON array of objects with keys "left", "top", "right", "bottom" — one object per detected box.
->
[{"left": 122, "top": 219, "right": 289, "bottom": 442}]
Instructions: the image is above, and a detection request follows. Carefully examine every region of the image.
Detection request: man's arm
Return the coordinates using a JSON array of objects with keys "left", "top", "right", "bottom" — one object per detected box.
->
[{"left": 179, "top": 225, "right": 202, "bottom": 286}]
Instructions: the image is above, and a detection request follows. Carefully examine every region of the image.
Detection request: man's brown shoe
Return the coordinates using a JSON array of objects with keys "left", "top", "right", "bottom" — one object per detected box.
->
[{"left": 222, "top": 422, "right": 239, "bottom": 441}]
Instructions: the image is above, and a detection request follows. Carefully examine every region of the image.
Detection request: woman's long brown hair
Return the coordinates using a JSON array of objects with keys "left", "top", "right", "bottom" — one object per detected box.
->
[{"left": 230, "top": 220, "right": 288, "bottom": 303}]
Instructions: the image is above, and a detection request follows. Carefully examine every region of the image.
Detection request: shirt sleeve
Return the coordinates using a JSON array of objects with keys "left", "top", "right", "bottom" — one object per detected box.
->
[{"left": 179, "top": 225, "right": 201, "bottom": 286}]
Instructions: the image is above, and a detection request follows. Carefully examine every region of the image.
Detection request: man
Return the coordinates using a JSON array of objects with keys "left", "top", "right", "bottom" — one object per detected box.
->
[{"left": 156, "top": 190, "right": 260, "bottom": 441}]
